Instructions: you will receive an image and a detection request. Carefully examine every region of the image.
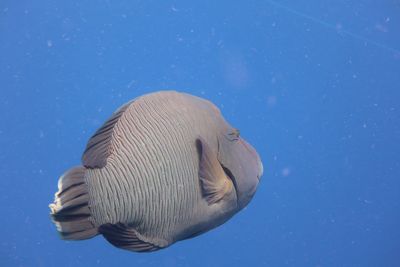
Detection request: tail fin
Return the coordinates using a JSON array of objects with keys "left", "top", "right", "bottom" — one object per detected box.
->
[{"left": 49, "top": 166, "right": 98, "bottom": 240}]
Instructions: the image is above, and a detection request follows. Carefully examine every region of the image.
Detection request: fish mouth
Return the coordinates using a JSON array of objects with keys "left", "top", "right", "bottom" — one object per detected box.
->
[{"left": 258, "top": 160, "right": 263, "bottom": 180}]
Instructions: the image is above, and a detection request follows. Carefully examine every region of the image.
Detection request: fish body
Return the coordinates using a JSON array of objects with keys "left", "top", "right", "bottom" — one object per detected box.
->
[{"left": 49, "top": 91, "right": 263, "bottom": 252}]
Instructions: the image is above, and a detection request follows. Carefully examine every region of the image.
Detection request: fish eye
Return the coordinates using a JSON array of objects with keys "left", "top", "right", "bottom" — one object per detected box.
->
[
  {"left": 227, "top": 128, "right": 240, "bottom": 141},
  {"left": 234, "top": 129, "right": 240, "bottom": 138}
]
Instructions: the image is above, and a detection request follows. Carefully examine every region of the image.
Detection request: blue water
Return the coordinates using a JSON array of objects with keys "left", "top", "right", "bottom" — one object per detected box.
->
[{"left": 1, "top": 1, "right": 399, "bottom": 266}]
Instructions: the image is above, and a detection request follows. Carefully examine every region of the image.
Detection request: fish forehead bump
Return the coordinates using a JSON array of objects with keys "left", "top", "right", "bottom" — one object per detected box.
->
[{"left": 142, "top": 91, "right": 222, "bottom": 116}]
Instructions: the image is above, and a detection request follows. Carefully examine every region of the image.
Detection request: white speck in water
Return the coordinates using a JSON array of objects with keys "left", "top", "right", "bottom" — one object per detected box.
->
[
  {"left": 127, "top": 79, "right": 136, "bottom": 88},
  {"left": 47, "top": 40, "right": 53, "bottom": 47}
]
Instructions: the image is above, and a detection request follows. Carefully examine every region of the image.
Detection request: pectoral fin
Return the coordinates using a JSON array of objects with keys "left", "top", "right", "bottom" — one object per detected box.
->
[{"left": 196, "top": 137, "right": 233, "bottom": 205}]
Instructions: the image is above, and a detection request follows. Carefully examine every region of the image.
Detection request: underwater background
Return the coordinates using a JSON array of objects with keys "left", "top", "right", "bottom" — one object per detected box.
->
[{"left": 1, "top": 1, "right": 399, "bottom": 266}]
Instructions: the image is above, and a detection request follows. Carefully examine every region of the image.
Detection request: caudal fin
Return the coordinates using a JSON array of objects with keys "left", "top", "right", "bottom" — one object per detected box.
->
[{"left": 49, "top": 166, "right": 98, "bottom": 240}]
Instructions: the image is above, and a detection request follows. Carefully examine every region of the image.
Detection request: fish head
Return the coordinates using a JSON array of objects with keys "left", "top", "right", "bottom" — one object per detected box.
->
[{"left": 217, "top": 125, "right": 263, "bottom": 210}]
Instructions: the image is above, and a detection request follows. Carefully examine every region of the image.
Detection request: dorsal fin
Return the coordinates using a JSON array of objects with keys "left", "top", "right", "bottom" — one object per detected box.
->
[
  {"left": 99, "top": 223, "right": 163, "bottom": 253},
  {"left": 82, "top": 101, "right": 133, "bottom": 168},
  {"left": 196, "top": 137, "right": 233, "bottom": 205}
]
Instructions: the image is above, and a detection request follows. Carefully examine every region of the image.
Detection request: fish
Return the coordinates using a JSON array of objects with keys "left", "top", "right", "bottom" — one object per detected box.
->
[{"left": 49, "top": 91, "right": 263, "bottom": 252}]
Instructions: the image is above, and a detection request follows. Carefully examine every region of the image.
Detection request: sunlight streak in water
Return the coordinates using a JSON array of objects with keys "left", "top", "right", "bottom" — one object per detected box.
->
[{"left": 265, "top": 0, "right": 400, "bottom": 55}]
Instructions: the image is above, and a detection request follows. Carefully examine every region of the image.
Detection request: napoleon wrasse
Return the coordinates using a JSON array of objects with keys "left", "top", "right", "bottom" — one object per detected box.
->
[{"left": 49, "top": 91, "right": 263, "bottom": 252}]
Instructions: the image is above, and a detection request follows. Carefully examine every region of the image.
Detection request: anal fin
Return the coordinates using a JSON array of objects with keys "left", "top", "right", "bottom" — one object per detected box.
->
[{"left": 99, "top": 223, "right": 163, "bottom": 253}]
